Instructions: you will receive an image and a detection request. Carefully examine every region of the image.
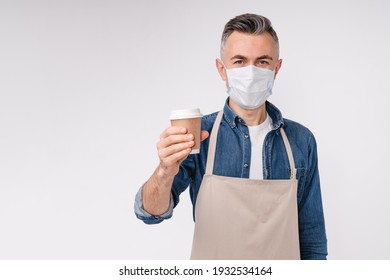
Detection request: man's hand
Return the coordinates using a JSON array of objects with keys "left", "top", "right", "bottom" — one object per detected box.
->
[
  {"left": 142, "top": 126, "right": 209, "bottom": 216},
  {"left": 156, "top": 127, "right": 209, "bottom": 178}
]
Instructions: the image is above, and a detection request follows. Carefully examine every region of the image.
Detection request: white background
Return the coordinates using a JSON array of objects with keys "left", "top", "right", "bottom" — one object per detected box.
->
[{"left": 0, "top": 0, "right": 389, "bottom": 260}]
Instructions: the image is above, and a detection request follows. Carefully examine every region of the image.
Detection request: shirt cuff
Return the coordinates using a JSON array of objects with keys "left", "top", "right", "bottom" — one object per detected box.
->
[{"left": 134, "top": 183, "right": 174, "bottom": 224}]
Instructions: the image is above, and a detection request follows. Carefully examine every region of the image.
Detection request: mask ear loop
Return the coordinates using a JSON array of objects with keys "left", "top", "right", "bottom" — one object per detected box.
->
[{"left": 218, "top": 58, "right": 227, "bottom": 70}]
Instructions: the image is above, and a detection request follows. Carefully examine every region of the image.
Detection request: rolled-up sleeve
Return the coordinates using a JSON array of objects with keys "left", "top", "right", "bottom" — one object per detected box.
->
[
  {"left": 134, "top": 155, "right": 195, "bottom": 224},
  {"left": 134, "top": 183, "right": 175, "bottom": 224}
]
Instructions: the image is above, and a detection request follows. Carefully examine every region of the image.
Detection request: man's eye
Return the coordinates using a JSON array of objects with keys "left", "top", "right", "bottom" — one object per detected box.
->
[
  {"left": 258, "top": 60, "right": 269, "bottom": 65},
  {"left": 233, "top": 60, "right": 243, "bottom": 65}
]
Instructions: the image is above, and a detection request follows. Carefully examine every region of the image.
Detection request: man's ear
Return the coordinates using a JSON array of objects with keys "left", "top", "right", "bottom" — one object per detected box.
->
[
  {"left": 216, "top": 58, "right": 227, "bottom": 81},
  {"left": 274, "top": 59, "right": 283, "bottom": 79}
]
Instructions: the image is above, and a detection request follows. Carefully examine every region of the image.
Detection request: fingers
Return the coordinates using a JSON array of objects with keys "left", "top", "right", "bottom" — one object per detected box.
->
[
  {"left": 158, "top": 128, "right": 210, "bottom": 155},
  {"left": 160, "top": 147, "right": 192, "bottom": 167},
  {"left": 160, "top": 126, "right": 187, "bottom": 140},
  {"left": 157, "top": 127, "right": 210, "bottom": 170},
  {"left": 158, "top": 140, "right": 194, "bottom": 159},
  {"left": 157, "top": 126, "right": 194, "bottom": 175},
  {"left": 158, "top": 131, "right": 194, "bottom": 152}
]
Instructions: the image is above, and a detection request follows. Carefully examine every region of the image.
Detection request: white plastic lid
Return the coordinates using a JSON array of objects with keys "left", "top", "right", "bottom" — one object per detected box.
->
[{"left": 169, "top": 108, "right": 203, "bottom": 120}]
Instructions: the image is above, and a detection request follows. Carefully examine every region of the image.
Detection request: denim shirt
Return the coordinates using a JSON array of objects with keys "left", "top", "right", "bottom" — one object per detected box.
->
[{"left": 134, "top": 99, "right": 327, "bottom": 260}]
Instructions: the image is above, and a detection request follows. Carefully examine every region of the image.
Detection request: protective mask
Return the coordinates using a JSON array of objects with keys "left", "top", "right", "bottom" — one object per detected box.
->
[{"left": 225, "top": 64, "right": 275, "bottom": 109}]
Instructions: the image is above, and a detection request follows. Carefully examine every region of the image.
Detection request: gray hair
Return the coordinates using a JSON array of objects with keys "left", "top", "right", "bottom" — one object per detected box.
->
[{"left": 220, "top": 13, "right": 279, "bottom": 56}]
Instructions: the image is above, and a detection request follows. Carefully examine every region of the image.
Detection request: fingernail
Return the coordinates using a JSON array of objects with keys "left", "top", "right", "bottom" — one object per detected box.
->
[{"left": 187, "top": 134, "right": 193, "bottom": 139}]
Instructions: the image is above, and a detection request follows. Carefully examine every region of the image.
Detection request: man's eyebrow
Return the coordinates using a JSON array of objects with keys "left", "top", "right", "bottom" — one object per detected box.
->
[
  {"left": 257, "top": 55, "right": 273, "bottom": 60},
  {"left": 230, "top": 55, "right": 247, "bottom": 60},
  {"left": 230, "top": 54, "right": 273, "bottom": 60}
]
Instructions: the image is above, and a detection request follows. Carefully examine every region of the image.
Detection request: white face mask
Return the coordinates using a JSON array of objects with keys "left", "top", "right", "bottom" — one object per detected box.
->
[{"left": 225, "top": 64, "right": 275, "bottom": 109}]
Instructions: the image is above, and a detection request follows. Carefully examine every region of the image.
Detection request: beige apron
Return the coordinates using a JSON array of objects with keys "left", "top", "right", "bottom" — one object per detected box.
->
[{"left": 190, "top": 110, "right": 300, "bottom": 260}]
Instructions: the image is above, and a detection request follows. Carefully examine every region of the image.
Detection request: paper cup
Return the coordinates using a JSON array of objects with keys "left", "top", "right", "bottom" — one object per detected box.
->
[{"left": 170, "top": 108, "right": 203, "bottom": 154}]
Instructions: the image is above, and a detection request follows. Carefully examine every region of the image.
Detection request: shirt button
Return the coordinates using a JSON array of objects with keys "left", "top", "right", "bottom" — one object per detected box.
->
[
  {"left": 244, "top": 134, "right": 249, "bottom": 138},
  {"left": 244, "top": 163, "right": 249, "bottom": 168}
]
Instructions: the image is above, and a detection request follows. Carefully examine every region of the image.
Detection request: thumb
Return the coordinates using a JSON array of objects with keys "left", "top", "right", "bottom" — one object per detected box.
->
[{"left": 200, "top": 130, "right": 209, "bottom": 142}]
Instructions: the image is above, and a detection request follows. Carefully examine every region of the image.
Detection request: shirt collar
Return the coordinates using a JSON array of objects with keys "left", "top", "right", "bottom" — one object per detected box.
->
[
  {"left": 222, "top": 98, "right": 239, "bottom": 128},
  {"left": 222, "top": 98, "right": 284, "bottom": 130},
  {"left": 265, "top": 101, "right": 284, "bottom": 130}
]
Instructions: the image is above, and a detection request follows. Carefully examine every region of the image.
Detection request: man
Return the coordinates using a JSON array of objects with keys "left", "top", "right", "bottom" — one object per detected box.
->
[{"left": 134, "top": 13, "right": 327, "bottom": 260}]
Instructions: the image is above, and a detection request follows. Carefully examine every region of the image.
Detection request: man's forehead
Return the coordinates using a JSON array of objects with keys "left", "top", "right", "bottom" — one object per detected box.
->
[{"left": 225, "top": 31, "right": 278, "bottom": 58}]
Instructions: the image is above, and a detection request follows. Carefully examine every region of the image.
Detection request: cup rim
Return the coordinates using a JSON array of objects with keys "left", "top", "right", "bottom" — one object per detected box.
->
[{"left": 169, "top": 108, "right": 203, "bottom": 120}]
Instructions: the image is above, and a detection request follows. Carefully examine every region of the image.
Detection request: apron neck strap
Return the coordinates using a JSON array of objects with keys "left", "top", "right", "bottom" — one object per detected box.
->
[
  {"left": 205, "top": 110, "right": 224, "bottom": 175},
  {"left": 205, "top": 110, "right": 297, "bottom": 180},
  {"left": 280, "top": 127, "right": 297, "bottom": 179}
]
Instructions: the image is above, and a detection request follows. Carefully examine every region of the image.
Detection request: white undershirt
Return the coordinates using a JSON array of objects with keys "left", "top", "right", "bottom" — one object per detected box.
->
[{"left": 247, "top": 114, "right": 272, "bottom": 180}]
